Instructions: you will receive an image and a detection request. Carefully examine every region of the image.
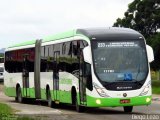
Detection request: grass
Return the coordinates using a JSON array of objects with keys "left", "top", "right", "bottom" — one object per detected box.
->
[
  {"left": 151, "top": 70, "right": 160, "bottom": 95},
  {"left": 0, "top": 103, "right": 15, "bottom": 119},
  {"left": 0, "top": 103, "right": 14, "bottom": 114},
  {"left": 0, "top": 103, "right": 38, "bottom": 120},
  {"left": 152, "top": 80, "right": 160, "bottom": 95}
]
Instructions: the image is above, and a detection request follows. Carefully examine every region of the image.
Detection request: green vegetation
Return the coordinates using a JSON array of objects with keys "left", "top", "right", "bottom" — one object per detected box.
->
[
  {"left": 113, "top": 0, "right": 160, "bottom": 38},
  {"left": 0, "top": 103, "right": 14, "bottom": 114},
  {"left": 152, "top": 80, "right": 160, "bottom": 94},
  {"left": 151, "top": 70, "right": 160, "bottom": 80},
  {"left": 149, "top": 33, "right": 160, "bottom": 70},
  {"left": 0, "top": 103, "right": 16, "bottom": 120},
  {"left": 0, "top": 103, "right": 41, "bottom": 120},
  {"left": 151, "top": 70, "right": 160, "bottom": 94}
]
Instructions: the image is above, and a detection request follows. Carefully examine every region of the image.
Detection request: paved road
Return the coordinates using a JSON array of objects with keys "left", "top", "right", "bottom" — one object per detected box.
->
[{"left": 0, "top": 83, "right": 160, "bottom": 120}]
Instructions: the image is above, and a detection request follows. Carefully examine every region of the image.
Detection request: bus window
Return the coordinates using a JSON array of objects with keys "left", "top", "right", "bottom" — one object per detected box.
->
[
  {"left": 0, "top": 57, "right": 4, "bottom": 63},
  {"left": 41, "top": 46, "right": 47, "bottom": 72}
]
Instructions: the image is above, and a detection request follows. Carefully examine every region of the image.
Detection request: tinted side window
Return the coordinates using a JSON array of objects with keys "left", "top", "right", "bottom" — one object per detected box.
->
[
  {"left": 0, "top": 58, "right": 4, "bottom": 63},
  {"left": 71, "top": 40, "right": 88, "bottom": 77},
  {"left": 41, "top": 45, "right": 54, "bottom": 72},
  {"left": 71, "top": 41, "right": 79, "bottom": 75},
  {"left": 48, "top": 45, "right": 54, "bottom": 71},
  {"left": 58, "top": 42, "right": 72, "bottom": 72},
  {"left": 5, "top": 48, "right": 35, "bottom": 73},
  {"left": 41, "top": 46, "right": 47, "bottom": 72}
]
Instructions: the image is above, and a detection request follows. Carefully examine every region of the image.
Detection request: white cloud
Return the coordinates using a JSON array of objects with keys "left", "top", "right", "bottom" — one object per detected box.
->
[{"left": 0, "top": 0, "right": 133, "bottom": 48}]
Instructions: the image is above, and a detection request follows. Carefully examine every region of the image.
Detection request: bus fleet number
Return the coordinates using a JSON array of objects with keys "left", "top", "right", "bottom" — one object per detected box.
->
[{"left": 98, "top": 43, "right": 106, "bottom": 48}]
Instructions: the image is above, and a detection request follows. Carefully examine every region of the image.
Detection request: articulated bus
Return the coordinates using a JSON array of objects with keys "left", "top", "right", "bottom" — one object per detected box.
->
[
  {"left": 4, "top": 28, "right": 154, "bottom": 112},
  {"left": 0, "top": 56, "right": 4, "bottom": 81}
]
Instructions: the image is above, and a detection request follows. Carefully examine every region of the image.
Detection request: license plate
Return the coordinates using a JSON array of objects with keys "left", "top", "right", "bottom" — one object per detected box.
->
[{"left": 120, "top": 99, "right": 130, "bottom": 104}]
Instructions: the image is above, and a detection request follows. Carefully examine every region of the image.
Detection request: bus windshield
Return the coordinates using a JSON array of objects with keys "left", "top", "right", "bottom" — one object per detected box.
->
[{"left": 91, "top": 40, "right": 148, "bottom": 83}]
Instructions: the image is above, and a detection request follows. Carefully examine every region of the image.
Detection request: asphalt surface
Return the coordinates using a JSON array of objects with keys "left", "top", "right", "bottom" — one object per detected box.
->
[{"left": 0, "top": 83, "right": 160, "bottom": 120}]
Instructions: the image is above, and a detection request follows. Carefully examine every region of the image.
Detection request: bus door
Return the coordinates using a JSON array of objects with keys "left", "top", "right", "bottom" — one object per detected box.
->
[
  {"left": 22, "top": 55, "right": 30, "bottom": 97},
  {"left": 79, "top": 48, "right": 87, "bottom": 105},
  {"left": 53, "top": 51, "right": 60, "bottom": 101}
]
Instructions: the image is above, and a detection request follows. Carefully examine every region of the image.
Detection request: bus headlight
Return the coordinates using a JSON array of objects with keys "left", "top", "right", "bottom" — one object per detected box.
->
[
  {"left": 139, "top": 82, "right": 151, "bottom": 96},
  {"left": 96, "top": 99, "right": 101, "bottom": 104},
  {"left": 146, "top": 97, "right": 151, "bottom": 103},
  {"left": 93, "top": 83, "right": 109, "bottom": 97}
]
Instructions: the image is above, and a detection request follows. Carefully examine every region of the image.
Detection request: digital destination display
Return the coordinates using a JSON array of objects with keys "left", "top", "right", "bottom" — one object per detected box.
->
[{"left": 97, "top": 42, "right": 138, "bottom": 48}]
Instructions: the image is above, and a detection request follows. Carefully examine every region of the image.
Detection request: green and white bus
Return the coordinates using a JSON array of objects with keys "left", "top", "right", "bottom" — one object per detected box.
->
[
  {"left": 4, "top": 28, "right": 154, "bottom": 112},
  {"left": 0, "top": 56, "right": 4, "bottom": 81}
]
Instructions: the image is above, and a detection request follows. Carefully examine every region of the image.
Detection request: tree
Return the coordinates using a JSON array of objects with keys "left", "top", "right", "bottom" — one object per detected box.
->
[
  {"left": 113, "top": 0, "right": 160, "bottom": 39},
  {"left": 149, "top": 33, "right": 160, "bottom": 70}
]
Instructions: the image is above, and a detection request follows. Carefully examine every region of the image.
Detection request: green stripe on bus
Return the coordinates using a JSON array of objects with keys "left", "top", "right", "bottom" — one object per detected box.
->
[
  {"left": 9, "top": 40, "right": 36, "bottom": 48},
  {"left": 4, "top": 86, "right": 151, "bottom": 107},
  {"left": 8, "top": 30, "right": 91, "bottom": 48},
  {"left": 86, "top": 95, "right": 151, "bottom": 107},
  {"left": 43, "top": 30, "right": 76, "bottom": 43},
  {"left": 4, "top": 86, "right": 16, "bottom": 97}
]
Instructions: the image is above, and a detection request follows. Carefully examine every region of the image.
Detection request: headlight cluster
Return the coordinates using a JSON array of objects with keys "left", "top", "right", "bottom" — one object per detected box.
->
[
  {"left": 139, "top": 81, "right": 151, "bottom": 96},
  {"left": 93, "top": 83, "right": 109, "bottom": 97}
]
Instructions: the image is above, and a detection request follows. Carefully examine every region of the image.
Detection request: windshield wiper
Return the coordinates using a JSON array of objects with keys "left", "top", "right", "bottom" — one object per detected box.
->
[
  {"left": 116, "top": 79, "right": 143, "bottom": 85},
  {"left": 102, "top": 81, "right": 115, "bottom": 85},
  {"left": 135, "top": 60, "right": 141, "bottom": 80}
]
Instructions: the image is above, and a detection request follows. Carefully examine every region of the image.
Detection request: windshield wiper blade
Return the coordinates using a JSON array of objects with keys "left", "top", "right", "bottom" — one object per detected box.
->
[
  {"left": 116, "top": 79, "right": 143, "bottom": 85},
  {"left": 102, "top": 81, "right": 115, "bottom": 85}
]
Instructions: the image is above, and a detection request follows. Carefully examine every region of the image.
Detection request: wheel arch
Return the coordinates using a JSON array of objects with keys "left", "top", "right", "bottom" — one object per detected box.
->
[
  {"left": 46, "top": 84, "right": 50, "bottom": 99},
  {"left": 16, "top": 83, "right": 21, "bottom": 95}
]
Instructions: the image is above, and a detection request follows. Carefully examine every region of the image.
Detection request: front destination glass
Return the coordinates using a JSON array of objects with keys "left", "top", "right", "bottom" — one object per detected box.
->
[{"left": 91, "top": 40, "right": 148, "bottom": 90}]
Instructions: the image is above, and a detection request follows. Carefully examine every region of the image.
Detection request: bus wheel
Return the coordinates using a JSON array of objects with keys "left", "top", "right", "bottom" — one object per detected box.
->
[
  {"left": 123, "top": 106, "right": 133, "bottom": 113},
  {"left": 47, "top": 90, "right": 53, "bottom": 108},
  {"left": 15, "top": 96, "right": 18, "bottom": 102},
  {"left": 75, "top": 95, "right": 85, "bottom": 112},
  {"left": 17, "top": 87, "right": 23, "bottom": 103}
]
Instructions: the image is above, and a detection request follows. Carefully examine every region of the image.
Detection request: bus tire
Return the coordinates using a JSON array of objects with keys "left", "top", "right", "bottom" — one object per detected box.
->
[
  {"left": 17, "top": 87, "right": 23, "bottom": 103},
  {"left": 75, "top": 94, "right": 85, "bottom": 112},
  {"left": 47, "top": 89, "right": 53, "bottom": 108},
  {"left": 123, "top": 106, "right": 133, "bottom": 113},
  {"left": 15, "top": 96, "right": 18, "bottom": 102}
]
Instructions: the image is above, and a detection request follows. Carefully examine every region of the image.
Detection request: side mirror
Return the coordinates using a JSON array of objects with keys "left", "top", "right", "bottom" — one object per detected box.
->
[
  {"left": 146, "top": 45, "right": 154, "bottom": 63},
  {"left": 83, "top": 46, "right": 92, "bottom": 64}
]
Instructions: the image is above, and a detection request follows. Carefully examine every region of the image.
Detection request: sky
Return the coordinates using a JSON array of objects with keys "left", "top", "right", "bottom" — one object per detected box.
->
[{"left": 0, "top": 0, "right": 134, "bottom": 48}]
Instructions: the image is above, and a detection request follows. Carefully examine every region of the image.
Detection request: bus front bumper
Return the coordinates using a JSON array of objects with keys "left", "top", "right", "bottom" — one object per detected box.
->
[{"left": 86, "top": 95, "right": 152, "bottom": 107}]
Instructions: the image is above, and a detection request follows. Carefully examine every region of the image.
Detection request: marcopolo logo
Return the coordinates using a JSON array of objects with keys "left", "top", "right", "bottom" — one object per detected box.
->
[
  {"left": 132, "top": 114, "right": 160, "bottom": 120},
  {"left": 123, "top": 93, "right": 127, "bottom": 97}
]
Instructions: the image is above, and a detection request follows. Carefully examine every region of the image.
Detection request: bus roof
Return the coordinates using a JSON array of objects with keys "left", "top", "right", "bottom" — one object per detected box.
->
[
  {"left": 8, "top": 30, "right": 77, "bottom": 48},
  {"left": 43, "top": 27, "right": 143, "bottom": 42},
  {"left": 8, "top": 27, "right": 143, "bottom": 48},
  {"left": 42, "top": 30, "right": 76, "bottom": 43},
  {"left": 8, "top": 40, "right": 36, "bottom": 48},
  {"left": 76, "top": 27, "right": 143, "bottom": 40}
]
